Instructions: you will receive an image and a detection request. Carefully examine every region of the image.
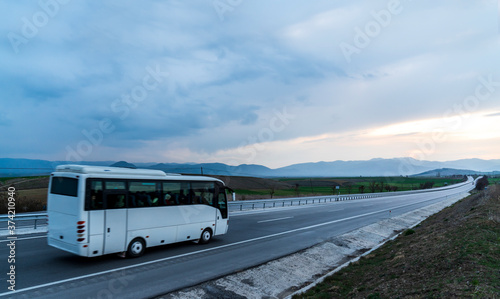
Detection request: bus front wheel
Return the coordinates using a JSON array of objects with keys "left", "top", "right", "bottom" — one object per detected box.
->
[
  {"left": 127, "top": 238, "right": 145, "bottom": 257},
  {"left": 199, "top": 229, "right": 212, "bottom": 244}
]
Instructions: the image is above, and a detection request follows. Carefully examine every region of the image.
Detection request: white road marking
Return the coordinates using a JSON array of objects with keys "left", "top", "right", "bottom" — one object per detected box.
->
[{"left": 257, "top": 217, "right": 293, "bottom": 223}]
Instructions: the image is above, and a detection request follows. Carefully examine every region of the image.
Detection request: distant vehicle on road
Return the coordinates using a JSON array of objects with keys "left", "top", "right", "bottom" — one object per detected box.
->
[{"left": 47, "top": 165, "right": 229, "bottom": 257}]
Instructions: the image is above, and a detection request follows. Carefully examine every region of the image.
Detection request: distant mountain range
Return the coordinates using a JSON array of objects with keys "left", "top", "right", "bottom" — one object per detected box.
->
[
  {"left": 413, "top": 168, "right": 500, "bottom": 177},
  {"left": 1, "top": 157, "right": 500, "bottom": 178}
]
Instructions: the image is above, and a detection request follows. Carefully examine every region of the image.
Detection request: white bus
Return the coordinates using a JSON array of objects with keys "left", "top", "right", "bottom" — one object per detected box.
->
[{"left": 47, "top": 165, "right": 229, "bottom": 257}]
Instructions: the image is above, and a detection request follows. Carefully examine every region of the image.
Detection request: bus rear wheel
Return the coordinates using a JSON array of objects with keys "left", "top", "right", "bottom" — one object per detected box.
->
[
  {"left": 199, "top": 229, "right": 212, "bottom": 244},
  {"left": 127, "top": 238, "right": 145, "bottom": 257}
]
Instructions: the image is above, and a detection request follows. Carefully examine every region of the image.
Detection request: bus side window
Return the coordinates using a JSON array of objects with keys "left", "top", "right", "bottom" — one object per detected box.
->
[
  {"left": 102, "top": 181, "right": 127, "bottom": 209},
  {"left": 128, "top": 194, "right": 137, "bottom": 207},
  {"left": 218, "top": 192, "right": 227, "bottom": 218},
  {"left": 191, "top": 182, "right": 214, "bottom": 206},
  {"left": 151, "top": 184, "right": 161, "bottom": 206},
  {"left": 129, "top": 181, "right": 158, "bottom": 208},
  {"left": 179, "top": 182, "right": 191, "bottom": 205},
  {"left": 106, "top": 194, "right": 126, "bottom": 209},
  {"left": 89, "top": 180, "right": 103, "bottom": 210},
  {"left": 163, "top": 182, "right": 182, "bottom": 205},
  {"left": 179, "top": 189, "right": 189, "bottom": 205},
  {"left": 216, "top": 183, "right": 228, "bottom": 219}
]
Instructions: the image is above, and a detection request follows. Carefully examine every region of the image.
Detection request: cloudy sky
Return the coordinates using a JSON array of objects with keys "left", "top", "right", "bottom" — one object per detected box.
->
[{"left": 1, "top": 0, "right": 499, "bottom": 168}]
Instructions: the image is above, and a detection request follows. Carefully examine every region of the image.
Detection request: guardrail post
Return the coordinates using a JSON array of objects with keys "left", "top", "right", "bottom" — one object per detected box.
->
[
  {"left": 252, "top": 203, "right": 255, "bottom": 209},
  {"left": 34, "top": 219, "right": 37, "bottom": 229}
]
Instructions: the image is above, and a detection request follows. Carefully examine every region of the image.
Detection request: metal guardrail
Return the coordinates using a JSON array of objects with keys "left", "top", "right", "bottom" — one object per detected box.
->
[
  {"left": 228, "top": 193, "right": 384, "bottom": 212},
  {"left": 0, "top": 213, "right": 47, "bottom": 230}
]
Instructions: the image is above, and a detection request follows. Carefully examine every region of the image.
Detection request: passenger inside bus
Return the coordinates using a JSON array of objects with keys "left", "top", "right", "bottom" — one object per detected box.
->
[
  {"left": 137, "top": 191, "right": 151, "bottom": 207},
  {"left": 178, "top": 190, "right": 188, "bottom": 204}
]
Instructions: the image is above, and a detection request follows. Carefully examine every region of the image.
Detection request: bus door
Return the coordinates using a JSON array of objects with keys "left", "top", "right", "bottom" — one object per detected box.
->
[
  {"left": 215, "top": 187, "right": 228, "bottom": 235},
  {"left": 103, "top": 188, "right": 128, "bottom": 254}
]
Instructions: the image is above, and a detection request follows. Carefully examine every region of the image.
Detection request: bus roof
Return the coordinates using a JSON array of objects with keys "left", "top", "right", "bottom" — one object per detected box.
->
[
  {"left": 53, "top": 165, "right": 224, "bottom": 183},
  {"left": 55, "top": 165, "right": 171, "bottom": 177}
]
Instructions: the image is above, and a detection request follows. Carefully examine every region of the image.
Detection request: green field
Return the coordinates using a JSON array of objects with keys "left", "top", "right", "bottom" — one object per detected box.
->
[
  {"left": 234, "top": 176, "right": 466, "bottom": 199},
  {"left": 488, "top": 176, "right": 500, "bottom": 185}
]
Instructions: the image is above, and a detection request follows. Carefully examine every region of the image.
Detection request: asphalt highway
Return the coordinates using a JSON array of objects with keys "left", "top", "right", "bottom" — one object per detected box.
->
[{"left": 0, "top": 179, "right": 474, "bottom": 298}]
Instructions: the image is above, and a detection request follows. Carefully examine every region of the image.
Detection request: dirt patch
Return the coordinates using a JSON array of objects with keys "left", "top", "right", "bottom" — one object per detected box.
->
[
  {"left": 0, "top": 176, "right": 49, "bottom": 190},
  {"left": 284, "top": 179, "right": 350, "bottom": 187},
  {"left": 296, "top": 185, "right": 500, "bottom": 298},
  {"left": 212, "top": 175, "right": 293, "bottom": 190}
]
